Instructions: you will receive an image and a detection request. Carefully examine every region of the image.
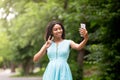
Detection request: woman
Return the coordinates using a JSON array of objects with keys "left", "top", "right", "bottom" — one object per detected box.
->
[{"left": 33, "top": 20, "right": 88, "bottom": 80}]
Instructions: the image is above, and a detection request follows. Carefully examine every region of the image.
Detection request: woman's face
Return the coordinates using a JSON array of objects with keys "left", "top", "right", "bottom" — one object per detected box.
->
[{"left": 52, "top": 24, "right": 63, "bottom": 39}]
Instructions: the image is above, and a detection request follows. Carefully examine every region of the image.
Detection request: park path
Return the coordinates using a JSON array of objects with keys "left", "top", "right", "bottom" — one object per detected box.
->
[{"left": 0, "top": 69, "right": 42, "bottom": 80}]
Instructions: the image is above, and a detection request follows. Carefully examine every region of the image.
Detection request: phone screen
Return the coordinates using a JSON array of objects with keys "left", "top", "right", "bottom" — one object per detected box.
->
[{"left": 80, "top": 23, "right": 86, "bottom": 29}]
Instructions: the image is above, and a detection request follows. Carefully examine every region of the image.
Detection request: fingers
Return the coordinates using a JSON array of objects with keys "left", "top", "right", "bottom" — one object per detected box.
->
[
  {"left": 51, "top": 36, "right": 54, "bottom": 41},
  {"left": 79, "top": 28, "right": 84, "bottom": 34},
  {"left": 79, "top": 28, "right": 88, "bottom": 36},
  {"left": 48, "top": 35, "right": 52, "bottom": 41},
  {"left": 46, "top": 36, "right": 52, "bottom": 46},
  {"left": 47, "top": 35, "right": 54, "bottom": 41}
]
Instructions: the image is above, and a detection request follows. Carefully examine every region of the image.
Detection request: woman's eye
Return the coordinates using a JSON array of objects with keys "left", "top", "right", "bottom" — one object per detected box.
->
[
  {"left": 53, "top": 29, "right": 57, "bottom": 31},
  {"left": 59, "top": 28, "right": 62, "bottom": 30},
  {"left": 53, "top": 27, "right": 62, "bottom": 31}
]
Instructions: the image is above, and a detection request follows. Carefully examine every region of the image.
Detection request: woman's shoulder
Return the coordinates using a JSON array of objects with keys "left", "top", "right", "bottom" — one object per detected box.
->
[{"left": 64, "top": 39, "right": 72, "bottom": 43}]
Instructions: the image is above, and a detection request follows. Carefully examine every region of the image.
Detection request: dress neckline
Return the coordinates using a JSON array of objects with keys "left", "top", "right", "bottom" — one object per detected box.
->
[{"left": 52, "top": 39, "right": 65, "bottom": 45}]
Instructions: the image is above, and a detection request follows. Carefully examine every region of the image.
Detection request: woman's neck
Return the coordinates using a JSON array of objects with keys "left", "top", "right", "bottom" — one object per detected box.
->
[{"left": 53, "top": 37, "right": 63, "bottom": 43}]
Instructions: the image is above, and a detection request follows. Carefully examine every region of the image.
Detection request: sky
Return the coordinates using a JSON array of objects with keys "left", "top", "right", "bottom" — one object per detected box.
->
[{"left": 0, "top": 7, "right": 17, "bottom": 21}]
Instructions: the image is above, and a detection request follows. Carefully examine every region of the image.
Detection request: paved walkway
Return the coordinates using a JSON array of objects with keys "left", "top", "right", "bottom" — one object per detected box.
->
[{"left": 0, "top": 69, "right": 42, "bottom": 80}]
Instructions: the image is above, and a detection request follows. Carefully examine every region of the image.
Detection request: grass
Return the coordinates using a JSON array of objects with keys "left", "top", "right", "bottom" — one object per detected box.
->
[
  {"left": 83, "top": 63, "right": 100, "bottom": 80},
  {"left": 11, "top": 63, "right": 100, "bottom": 79},
  {"left": 11, "top": 67, "right": 45, "bottom": 77}
]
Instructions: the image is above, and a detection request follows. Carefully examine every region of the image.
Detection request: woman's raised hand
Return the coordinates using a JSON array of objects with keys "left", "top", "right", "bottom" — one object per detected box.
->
[
  {"left": 79, "top": 28, "right": 88, "bottom": 39},
  {"left": 44, "top": 36, "right": 53, "bottom": 48}
]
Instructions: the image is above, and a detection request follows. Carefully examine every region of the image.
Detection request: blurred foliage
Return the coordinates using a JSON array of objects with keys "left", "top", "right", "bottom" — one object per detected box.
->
[
  {"left": 0, "top": 0, "right": 120, "bottom": 79},
  {"left": 84, "top": 0, "right": 120, "bottom": 80}
]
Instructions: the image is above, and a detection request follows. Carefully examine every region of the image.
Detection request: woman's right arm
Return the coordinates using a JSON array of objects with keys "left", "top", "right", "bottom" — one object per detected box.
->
[
  {"left": 33, "top": 36, "right": 52, "bottom": 62},
  {"left": 33, "top": 44, "right": 47, "bottom": 62}
]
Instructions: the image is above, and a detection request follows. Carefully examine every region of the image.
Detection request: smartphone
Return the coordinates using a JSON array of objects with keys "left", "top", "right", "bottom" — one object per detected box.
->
[
  {"left": 80, "top": 23, "right": 86, "bottom": 37},
  {"left": 80, "top": 23, "right": 86, "bottom": 29}
]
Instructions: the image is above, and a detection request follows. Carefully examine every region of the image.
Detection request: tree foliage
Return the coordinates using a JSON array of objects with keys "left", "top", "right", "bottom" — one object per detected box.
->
[
  {"left": 84, "top": 0, "right": 120, "bottom": 80},
  {"left": 0, "top": 0, "right": 120, "bottom": 79}
]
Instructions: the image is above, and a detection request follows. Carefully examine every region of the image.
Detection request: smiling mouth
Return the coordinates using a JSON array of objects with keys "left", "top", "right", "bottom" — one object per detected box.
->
[{"left": 58, "top": 33, "right": 62, "bottom": 35}]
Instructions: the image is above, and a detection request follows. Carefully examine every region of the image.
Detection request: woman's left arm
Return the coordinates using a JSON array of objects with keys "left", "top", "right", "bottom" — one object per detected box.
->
[{"left": 70, "top": 28, "right": 88, "bottom": 50}]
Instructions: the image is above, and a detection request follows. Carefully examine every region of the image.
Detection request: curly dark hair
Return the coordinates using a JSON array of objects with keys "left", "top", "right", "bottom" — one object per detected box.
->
[{"left": 45, "top": 20, "right": 65, "bottom": 41}]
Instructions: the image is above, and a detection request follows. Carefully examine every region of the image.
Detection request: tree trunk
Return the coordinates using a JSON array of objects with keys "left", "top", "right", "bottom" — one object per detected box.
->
[
  {"left": 64, "top": 0, "right": 68, "bottom": 9},
  {"left": 78, "top": 49, "right": 85, "bottom": 66},
  {"left": 11, "top": 62, "right": 16, "bottom": 72},
  {"left": 77, "top": 49, "right": 85, "bottom": 80},
  {"left": 22, "top": 59, "right": 33, "bottom": 75}
]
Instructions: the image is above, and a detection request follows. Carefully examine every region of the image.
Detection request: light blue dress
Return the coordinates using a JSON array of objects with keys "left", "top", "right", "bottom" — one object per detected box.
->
[{"left": 42, "top": 40, "right": 73, "bottom": 80}]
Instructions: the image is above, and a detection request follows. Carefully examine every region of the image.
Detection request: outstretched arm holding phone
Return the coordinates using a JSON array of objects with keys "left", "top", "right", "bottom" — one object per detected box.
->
[{"left": 70, "top": 23, "right": 88, "bottom": 50}]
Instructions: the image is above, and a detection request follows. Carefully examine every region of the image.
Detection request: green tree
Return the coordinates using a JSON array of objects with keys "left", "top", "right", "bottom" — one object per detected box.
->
[
  {"left": 0, "top": 0, "right": 65, "bottom": 75},
  {"left": 82, "top": 0, "right": 120, "bottom": 80},
  {"left": 1, "top": 0, "right": 119, "bottom": 79}
]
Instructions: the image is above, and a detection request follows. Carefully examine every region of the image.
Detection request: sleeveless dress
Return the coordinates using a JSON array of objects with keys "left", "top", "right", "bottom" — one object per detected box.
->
[{"left": 42, "top": 40, "right": 73, "bottom": 80}]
